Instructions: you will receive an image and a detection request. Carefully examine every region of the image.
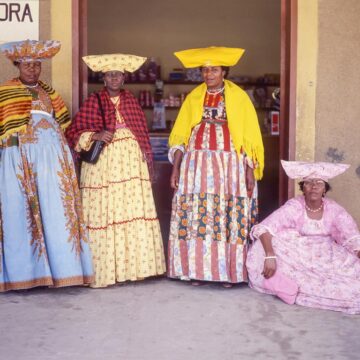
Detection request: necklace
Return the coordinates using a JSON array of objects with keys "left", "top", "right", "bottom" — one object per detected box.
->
[
  {"left": 206, "top": 86, "right": 224, "bottom": 95},
  {"left": 20, "top": 80, "right": 39, "bottom": 88},
  {"left": 305, "top": 201, "right": 323, "bottom": 213}
]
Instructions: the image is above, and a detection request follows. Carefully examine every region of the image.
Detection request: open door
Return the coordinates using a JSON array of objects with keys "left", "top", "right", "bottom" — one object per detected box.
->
[{"left": 72, "top": 0, "right": 297, "bottom": 211}]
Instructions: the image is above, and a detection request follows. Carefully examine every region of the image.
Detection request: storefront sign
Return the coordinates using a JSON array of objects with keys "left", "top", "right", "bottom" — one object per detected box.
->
[{"left": 0, "top": 1, "right": 39, "bottom": 43}]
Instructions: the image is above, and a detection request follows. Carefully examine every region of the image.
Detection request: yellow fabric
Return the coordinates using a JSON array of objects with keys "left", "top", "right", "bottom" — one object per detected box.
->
[
  {"left": 0, "top": 79, "right": 70, "bottom": 140},
  {"left": 83, "top": 53, "right": 147, "bottom": 73},
  {"left": 174, "top": 46, "right": 245, "bottom": 68},
  {"left": 78, "top": 128, "right": 166, "bottom": 288},
  {"left": 169, "top": 80, "right": 264, "bottom": 180},
  {"left": 0, "top": 40, "right": 61, "bottom": 62}
]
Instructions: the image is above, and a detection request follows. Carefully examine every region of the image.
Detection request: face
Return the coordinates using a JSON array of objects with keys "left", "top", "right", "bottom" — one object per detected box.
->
[
  {"left": 18, "top": 61, "right": 42, "bottom": 85},
  {"left": 104, "top": 71, "right": 124, "bottom": 93},
  {"left": 302, "top": 178, "right": 326, "bottom": 201},
  {"left": 201, "top": 66, "right": 225, "bottom": 90}
]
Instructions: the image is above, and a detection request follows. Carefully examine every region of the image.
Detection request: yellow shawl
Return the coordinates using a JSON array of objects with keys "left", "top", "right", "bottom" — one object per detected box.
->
[
  {"left": 0, "top": 78, "right": 70, "bottom": 140},
  {"left": 168, "top": 79, "right": 264, "bottom": 180}
]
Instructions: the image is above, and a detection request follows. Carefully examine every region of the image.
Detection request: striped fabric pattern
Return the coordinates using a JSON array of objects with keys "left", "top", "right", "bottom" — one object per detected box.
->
[
  {"left": 0, "top": 79, "right": 70, "bottom": 140},
  {"left": 168, "top": 93, "right": 258, "bottom": 284}
]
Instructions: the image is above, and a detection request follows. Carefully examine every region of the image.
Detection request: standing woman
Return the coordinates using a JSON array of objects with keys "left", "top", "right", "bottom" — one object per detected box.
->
[
  {"left": 0, "top": 40, "right": 93, "bottom": 291},
  {"left": 66, "top": 54, "right": 166, "bottom": 288},
  {"left": 168, "top": 47, "right": 264, "bottom": 286}
]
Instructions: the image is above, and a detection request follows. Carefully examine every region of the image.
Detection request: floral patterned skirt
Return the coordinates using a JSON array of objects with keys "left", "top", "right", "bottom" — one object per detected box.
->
[
  {"left": 168, "top": 120, "right": 258, "bottom": 283},
  {"left": 79, "top": 127, "right": 166, "bottom": 288},
  {"left": 247, "top": 229, "right": 360, "bottom": 314},
  {"left": 0, "top": 111, "right": 94, "bottom": 292}
]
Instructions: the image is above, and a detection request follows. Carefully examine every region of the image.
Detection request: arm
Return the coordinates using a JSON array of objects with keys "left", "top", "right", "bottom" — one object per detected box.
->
[
  {"left": 245, "top": 163, "right": 255, "bottom": 196},
  {"left": 331, "top": 202, "right": 360, "bottom": 256},
  {"left": 170, "top": 149, "right": 183, "bottom": 189},
  {"left": 251, "top": 198, "right": 303, "bottom": 278},
  {"left": 259, "top": 231, "right": 277, "bottom": 279}
]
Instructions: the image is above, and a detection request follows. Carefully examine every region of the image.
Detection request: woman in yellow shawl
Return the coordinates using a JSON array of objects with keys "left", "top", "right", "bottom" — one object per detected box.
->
[{"left": 167, "top": 47, "right": 264, "bottom": 287}]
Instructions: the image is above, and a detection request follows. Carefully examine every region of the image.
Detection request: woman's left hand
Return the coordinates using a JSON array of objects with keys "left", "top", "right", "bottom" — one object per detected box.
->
[
  {"left": 357, "top": 250, "right": 360, "bottom": 258},
  {"left": 245, "top": 165, "right": 255, "bottom": 196}
]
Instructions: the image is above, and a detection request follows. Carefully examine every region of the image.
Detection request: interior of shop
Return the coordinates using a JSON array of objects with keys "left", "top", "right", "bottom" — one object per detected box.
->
[{"left": 86, "top": 0, "right": 281, "bottom": 242}]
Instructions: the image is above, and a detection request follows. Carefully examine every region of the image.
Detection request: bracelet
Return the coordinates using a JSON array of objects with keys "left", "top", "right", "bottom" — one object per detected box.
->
[{"left": 264, "top": 255, "right": 277, "bottom": 260}]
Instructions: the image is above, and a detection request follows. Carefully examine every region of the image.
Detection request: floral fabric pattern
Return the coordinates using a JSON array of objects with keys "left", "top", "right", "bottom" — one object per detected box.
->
[
  {"left": 168, "top": 91, "right": 258, "bottom": 283},
  {"left": 0, "top": 88, "right": 93, "bottom": 292},
  {"left": 246, "top": 196, "right": 360, "bottom": 314}
]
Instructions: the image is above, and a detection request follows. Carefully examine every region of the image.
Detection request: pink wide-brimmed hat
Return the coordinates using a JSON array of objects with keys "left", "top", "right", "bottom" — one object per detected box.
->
[{"left": 281, "top": 160, "right": 350, "bottom": 182}]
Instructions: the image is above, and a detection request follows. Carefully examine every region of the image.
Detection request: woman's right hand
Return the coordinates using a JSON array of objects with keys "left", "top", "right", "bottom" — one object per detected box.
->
[
  {"left": 92, "top": 130, "right": 114, "bottom": 144},
  {"left": 170, "top": 167, "right": 180, "bottom": 189},
  {"left": 262, "top": 258, "right": 277, "bottom": 279}
]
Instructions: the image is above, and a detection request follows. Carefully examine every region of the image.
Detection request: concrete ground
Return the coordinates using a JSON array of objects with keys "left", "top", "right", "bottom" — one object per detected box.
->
[{"left": 0, "top": 277, "right": 359, "bottom": 360}]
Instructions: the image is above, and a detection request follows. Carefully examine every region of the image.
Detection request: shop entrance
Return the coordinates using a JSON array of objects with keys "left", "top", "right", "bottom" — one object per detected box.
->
[{"left": 72, "top": 0, "right": 297, "bottom": 243}]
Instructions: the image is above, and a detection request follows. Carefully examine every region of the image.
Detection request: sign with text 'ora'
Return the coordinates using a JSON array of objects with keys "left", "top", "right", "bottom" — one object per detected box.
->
[{"left": 0, "top": 1, "right": 39, "bottom": 44}]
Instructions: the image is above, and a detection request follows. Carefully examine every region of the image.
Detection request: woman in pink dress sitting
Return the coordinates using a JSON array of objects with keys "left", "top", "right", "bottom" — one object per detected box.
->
[{"left": 246, "top": 160, "right": 360, "bottom": 314}]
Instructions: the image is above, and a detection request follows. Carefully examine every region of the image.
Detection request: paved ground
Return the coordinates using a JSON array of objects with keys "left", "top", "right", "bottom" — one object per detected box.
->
[{"left": 0, "top": 277, "right": 359, "bottom": 360}]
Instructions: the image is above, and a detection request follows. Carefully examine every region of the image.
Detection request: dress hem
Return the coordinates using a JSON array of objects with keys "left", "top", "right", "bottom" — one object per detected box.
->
[{"left": 0, "top": 275, "right": 94, "bottom": 292}]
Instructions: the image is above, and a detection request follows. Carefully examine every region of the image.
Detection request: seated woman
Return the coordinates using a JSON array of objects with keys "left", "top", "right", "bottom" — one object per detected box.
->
[{"left": 246, "top": 160, "right": 360, "bottom": 314}]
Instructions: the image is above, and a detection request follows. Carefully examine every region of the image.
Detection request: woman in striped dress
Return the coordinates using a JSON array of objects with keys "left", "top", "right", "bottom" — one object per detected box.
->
[{"left": 167, "top": 47, "right": 264, "bottom": 286}]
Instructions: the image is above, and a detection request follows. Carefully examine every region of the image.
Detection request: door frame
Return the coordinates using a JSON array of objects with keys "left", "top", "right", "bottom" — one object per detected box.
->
[{"left": 71, "top": 0, "right": 298, "bottom": 204}]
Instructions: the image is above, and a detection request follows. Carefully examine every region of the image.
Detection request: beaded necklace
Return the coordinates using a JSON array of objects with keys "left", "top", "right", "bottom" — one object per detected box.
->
[
  {"left": 206, "top": 86, "right": 224, "bottom": 96},
  {"left": 305, "top": 201, "right": 323, "bottom": 213}
]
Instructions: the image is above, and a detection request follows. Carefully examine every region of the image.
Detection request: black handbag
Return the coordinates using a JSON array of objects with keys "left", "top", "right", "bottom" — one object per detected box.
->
[{"left": 80, "top": 93, "right": 106, "bottom": 164}]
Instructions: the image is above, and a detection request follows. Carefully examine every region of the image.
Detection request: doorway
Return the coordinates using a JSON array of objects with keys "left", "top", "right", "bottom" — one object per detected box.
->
[{"left": 72, "top": 0, "right": 297, "bottom": 241}]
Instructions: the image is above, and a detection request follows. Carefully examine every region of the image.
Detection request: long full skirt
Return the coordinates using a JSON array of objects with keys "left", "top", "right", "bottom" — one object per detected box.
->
[
  {"left": 246, "top": 230, "right": 360, "bottom": 314},
  {"left": 0, "top": 111, "right": 94, "bottom": 291},
  {"left": 168, "top": 121, "right": 257, "bottom": 283},
  {"left": 80, "top": 127, "right": 166, "bottom": 288}
]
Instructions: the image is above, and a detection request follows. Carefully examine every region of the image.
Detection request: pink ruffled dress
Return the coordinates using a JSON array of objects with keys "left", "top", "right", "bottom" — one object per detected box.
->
[{"left": 246, "top": 196, "right": 360, "bottom": 314}]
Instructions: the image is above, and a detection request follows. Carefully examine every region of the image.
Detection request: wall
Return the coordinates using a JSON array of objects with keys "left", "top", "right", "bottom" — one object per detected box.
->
[
  {"left": 88, "top": 0, "right": 281, "bottom": 78},
  {"left": 296, "top": 0, "right": 360, "bottom": 223},
  {"left": 295, "top": 0, "right": 317, "bottom": 162},
  {"left": 316, "top": 0, "right": 360, "bottom": 223},
  {"left": 50, "top": 0, "right": 73, "bottom": 111},
  {"left": 0, "top": 1, "right": 51, "bottom": 84}
]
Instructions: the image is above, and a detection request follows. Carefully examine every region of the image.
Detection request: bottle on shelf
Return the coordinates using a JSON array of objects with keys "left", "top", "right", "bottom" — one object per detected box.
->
[{"left": 148, "top": 57, "right": 160, "bottom": 82}]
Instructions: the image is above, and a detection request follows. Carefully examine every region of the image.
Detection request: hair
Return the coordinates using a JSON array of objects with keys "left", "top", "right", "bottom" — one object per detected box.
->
[
  {"left": 221, "top": 66, "right": 230, "bottom": 78},
  {"left": 299, "top": 181, "right": 331, "bottom": 194},
  {"left": 13, "top": 61, "right": 20, "bottom": 66},
  {"left": 199, "top": 66, "right": 230, "bottom": 79}
]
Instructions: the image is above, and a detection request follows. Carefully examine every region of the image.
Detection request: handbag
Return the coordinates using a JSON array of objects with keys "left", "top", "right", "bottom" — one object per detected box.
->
[
  {"left": 263, "top": 271, "right": 299, "bottom": 305},
  {"left": 80, "top": 93, "right": 106, "bottom": 164}
]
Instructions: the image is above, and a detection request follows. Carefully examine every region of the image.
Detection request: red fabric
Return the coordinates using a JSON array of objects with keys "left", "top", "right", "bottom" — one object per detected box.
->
[
  {"left": 222, "top": 123, "right": 230, "bottom": 151},
  {"left": 209, "top": 123, "right": 217, "bottom": 150},
  {"left": 66, "top": 88, "right": 153, "bottom": 172}
]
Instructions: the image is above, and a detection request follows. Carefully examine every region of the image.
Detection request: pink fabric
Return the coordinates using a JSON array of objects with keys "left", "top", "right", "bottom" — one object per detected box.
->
[
  {"left": 211, "top": 241, "right": 220, "bottom": 281},
  {"left": 247, "top": 196, "right": 360, "bottom": 314},
  {"left": 280, "top": 160, "right": 350, "bottom": 181},
  {"left": 263, "top": 272, "right": 299, "bottom": 305}
]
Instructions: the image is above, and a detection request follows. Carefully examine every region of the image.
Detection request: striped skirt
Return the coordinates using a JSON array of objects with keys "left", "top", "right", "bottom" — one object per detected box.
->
[{"left": 168, "top": 119, "right": 258, "bottom": 283}]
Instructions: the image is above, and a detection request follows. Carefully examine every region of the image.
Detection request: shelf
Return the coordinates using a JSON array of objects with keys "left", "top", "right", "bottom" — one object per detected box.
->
[
  {"left": 88, "top": 79, "right": 280, "bottom": 87},
  {"left": 142, "top": 105, "right": 275, "bottom": 111}
]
